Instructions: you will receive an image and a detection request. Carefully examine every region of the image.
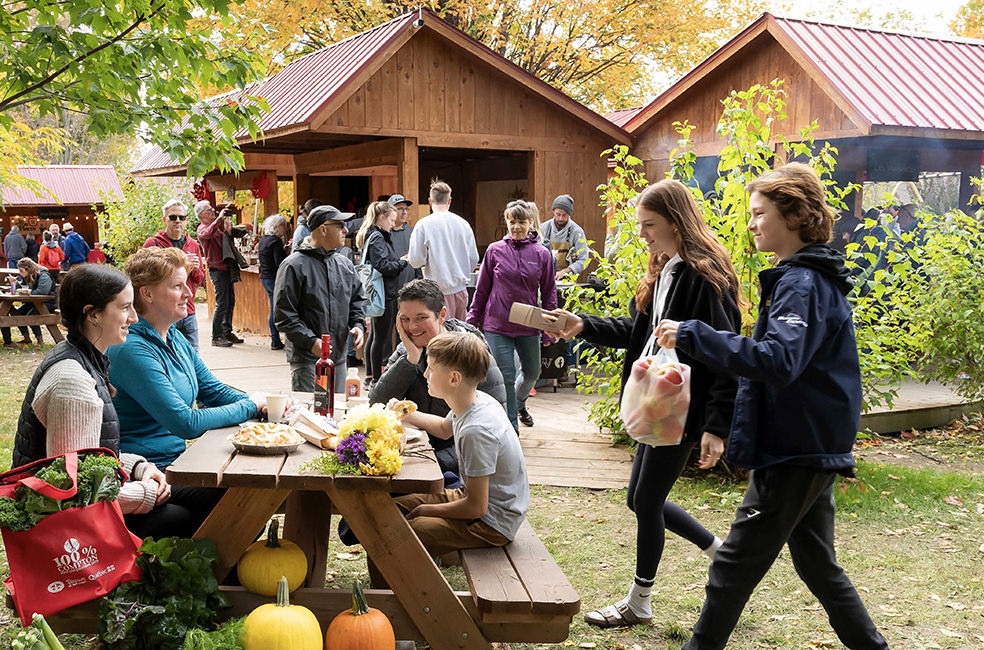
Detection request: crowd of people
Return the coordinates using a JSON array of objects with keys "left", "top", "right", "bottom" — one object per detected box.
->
[{"left": 3, "top": 164, "right": 891, "bottom": 649}]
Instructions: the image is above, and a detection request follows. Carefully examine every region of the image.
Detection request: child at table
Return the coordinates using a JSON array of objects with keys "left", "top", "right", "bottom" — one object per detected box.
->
[{"left": 396, "top": 331, "right": 529, "bottom": 556}]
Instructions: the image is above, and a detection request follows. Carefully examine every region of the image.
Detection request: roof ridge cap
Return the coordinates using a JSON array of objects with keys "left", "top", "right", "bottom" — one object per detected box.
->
[{"left": 772, "top": 13, "right": 984, "bottom": 46}]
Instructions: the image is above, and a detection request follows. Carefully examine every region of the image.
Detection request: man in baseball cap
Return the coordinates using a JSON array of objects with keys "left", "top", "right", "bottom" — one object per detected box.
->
[{"left": 274, "top": 204, "right": 365, "bottom": 393}]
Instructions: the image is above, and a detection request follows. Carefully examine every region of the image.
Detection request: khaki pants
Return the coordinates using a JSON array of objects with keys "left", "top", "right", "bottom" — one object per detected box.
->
[{"left": 394, "top": 488, "right": 509, "bottom": 556}]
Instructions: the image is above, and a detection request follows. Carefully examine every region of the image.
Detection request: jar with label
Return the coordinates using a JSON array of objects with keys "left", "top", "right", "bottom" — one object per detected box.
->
[{"left": 345, "top": 367, "right": 361, "bottom": 399}]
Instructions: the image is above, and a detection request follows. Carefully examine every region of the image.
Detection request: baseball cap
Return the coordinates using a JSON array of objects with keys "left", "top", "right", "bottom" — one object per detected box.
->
[
  {"left": 388, "top": 194, "right": 413, "bottom": 207},
  {"left": 307, "top": 205, "right": 354, "bottom": 231}
]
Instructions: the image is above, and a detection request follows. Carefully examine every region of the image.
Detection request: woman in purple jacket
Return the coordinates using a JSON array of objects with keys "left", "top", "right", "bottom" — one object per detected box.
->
[{"left": 467, "top": 200, "right": 556, "bottom": 431}]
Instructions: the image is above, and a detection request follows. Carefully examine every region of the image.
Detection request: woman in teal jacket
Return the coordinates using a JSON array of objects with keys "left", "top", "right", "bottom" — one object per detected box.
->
[{"left": 108, "top": 247, "right": 267, "bottom": 470}]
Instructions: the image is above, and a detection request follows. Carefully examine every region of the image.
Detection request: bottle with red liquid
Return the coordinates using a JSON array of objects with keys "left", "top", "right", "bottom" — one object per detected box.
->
[{"left": 313, "top": 334, "right": 335, "bottom": 418}]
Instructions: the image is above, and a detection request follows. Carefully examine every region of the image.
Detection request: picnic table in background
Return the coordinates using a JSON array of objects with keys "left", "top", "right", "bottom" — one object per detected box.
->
[{"left": 0, "top": 292, "right": 63, "bottom": 343}]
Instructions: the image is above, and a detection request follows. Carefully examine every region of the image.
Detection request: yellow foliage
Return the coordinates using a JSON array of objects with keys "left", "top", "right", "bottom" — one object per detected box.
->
[
  {"left": 952, "top": 0, "right": 984, "bottom": 38},
  {"left": 0, "top": 122, "right": 67, "bottom": 207}
]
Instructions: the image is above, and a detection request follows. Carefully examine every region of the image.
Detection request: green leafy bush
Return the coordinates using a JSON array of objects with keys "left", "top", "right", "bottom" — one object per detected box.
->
[{"left": 96, "top": 178, "right": 195, "bottom": 264}]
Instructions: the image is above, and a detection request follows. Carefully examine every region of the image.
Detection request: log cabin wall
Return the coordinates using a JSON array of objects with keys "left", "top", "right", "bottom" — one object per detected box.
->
[{"left": 313, "top": 29, "right": 615, "bottom": 257}]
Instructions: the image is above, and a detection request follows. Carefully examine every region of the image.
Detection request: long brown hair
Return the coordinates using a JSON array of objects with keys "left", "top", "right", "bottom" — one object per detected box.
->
[
  {"left": 634, "top": 179, "right": 741, "bottom": 312},
  {"left": 16, "top": 257, "right": 42, "bottom": 286}
]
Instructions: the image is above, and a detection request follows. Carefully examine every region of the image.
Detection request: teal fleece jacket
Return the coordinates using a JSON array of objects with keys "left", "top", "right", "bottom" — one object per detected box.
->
[{"left": 108, "top": 318, "right": 257, "bottom": 468}]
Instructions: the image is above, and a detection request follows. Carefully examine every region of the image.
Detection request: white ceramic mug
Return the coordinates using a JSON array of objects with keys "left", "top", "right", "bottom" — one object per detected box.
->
[{"left": 267, "top": 394, "right": 289, "bottom": 422}]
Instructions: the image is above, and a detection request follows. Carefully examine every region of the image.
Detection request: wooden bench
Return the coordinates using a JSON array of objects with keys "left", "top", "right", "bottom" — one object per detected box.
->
[{"left": 458, "top": 520, "right": 580, "bottom": 642}]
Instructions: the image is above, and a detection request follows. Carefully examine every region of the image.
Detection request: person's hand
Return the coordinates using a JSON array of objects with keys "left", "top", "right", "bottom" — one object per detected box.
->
[
  {"left": 698, "top": 432, "right": 725, "bottom": 470},
  {"left": 141, "top": 464, "right": 171, "bottom": 506},
  {"left": 552, "top": 309, "right": 583, "bottom": 340},
  {"left": 554, "top": 270, "right": 567, "bottom": 282},
  {"left": 406, "top": 504, "right": 433, "bottom": 520},
  {"left": 350, "top": 326, "right": 365, "bottom": 349},
  {"left": 655, "top": 319, "right": 680, "bottom": 349},
  {"left": 248, "top": 392, "right": 268, "bottom": 415},
  {"left": 311, "top": 339, "right": 321, "bottom": 356},
  {"left": 395, "top": 317, "right": 423, "bottom": 365},
  {"left": 185, "top": 253, "right": 199, "bottom": 266}
]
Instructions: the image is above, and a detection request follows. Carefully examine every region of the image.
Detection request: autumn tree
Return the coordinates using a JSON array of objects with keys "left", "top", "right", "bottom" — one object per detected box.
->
[
  {"left": 221, "top": 0, "right": 767, "bottom": 111},
  {"left": 0, "top": 0, "right": 271, "bottom": 192},
  {"left": 952, "top": 0, "right": 984, "bottom": 38}
]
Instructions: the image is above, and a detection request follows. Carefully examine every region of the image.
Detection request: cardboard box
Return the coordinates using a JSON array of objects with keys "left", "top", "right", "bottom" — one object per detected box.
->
[{"left": 508, "top": 303, "right": 567, "bottom": 332}]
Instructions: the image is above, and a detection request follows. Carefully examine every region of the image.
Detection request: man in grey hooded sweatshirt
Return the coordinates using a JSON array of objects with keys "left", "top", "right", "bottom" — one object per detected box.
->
[{"left": 540, "top": 194, "right": 589, "bottom": 282}]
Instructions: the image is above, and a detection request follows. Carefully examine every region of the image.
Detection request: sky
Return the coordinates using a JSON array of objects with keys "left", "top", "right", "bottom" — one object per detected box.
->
[{"left": 779, "top": 0, "right": 971, "bottom": 36}]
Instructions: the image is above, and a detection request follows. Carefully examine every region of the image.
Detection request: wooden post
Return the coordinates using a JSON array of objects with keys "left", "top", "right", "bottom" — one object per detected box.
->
[
  {"left": 264, "top": 178, "right": 279, "bottom": 217},
  {"left": 293, "top": 174, "right": 311, "bottom": 224},
  {"left": 398, "top": 137, "right": 419, "bottom": 215}
]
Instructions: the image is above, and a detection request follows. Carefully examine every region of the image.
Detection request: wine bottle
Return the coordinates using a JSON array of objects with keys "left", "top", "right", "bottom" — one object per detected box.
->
[{"left": 313, "top": 334, "right": 335, "bottom": 418}]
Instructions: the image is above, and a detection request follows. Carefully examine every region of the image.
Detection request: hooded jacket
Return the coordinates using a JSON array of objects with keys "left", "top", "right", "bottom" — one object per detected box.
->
[
  {"left": 273, "top": 238, "right": 366, "bottom": 365},
  {"left": 39, "top": 242, "right": 64, "bottom": 270},
  {"left": 143, "top": 231, "right": 206, "bottom": 314},
  {"left": 467, "top": 231, "right": 557, "bottom": 339},
  {"left": 63, "top": 231, "right": 90, "bottom": 265},
  {"left": 676, "top": 244, "right": 861, "bottom": 474}
]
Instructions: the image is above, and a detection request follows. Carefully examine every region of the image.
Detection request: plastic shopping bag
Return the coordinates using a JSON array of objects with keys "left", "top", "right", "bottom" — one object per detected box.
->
[
  {"left": 0, "top": 450, "right": 142, "bottom": 624},
  {"left": 620, "top": 347, "right": 691, "bottom": 446}
]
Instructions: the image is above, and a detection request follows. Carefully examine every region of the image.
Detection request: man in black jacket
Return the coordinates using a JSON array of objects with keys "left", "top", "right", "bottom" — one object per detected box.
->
[{"left": 274, "top": 205, "right": 365, "bottom": 392}]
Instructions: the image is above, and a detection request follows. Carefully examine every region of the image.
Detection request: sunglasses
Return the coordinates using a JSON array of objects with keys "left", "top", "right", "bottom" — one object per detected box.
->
[
  {"left": 506, "top": 199, "right": 530, "bottom": 208},
  {"left": 167, "top": 214, "right": 188, "bottom": 221}
]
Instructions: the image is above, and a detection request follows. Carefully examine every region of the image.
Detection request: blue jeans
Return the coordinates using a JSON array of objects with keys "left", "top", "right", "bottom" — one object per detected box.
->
[
  {"left": 175, "top": 312, "right": 199, "bottom": 351},
  {"left": 485, "top": 332, "right": 541, "bottom": 430},
  {"left": 260, "top": 277, "right": 281, "bottom": 345}
]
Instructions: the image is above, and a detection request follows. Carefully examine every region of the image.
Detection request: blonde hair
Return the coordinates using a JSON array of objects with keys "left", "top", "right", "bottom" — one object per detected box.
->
[
  {"left": 124, "top": 247, "right": 191, "bottom": 314},
  {"left": 356, "top": 201, "right": 396, "bottom": 250},
  {"left": 426, "top": 331, "right": 489, "bottom": 385},
  {"left": 17, "top": 257, "right": 42, "bottom": 286}
]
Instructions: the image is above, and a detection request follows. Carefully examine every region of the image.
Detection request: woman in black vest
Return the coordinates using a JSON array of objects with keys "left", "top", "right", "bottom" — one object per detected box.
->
[{"left": 12, "top": 265, "right": 214, "bottom": 539}]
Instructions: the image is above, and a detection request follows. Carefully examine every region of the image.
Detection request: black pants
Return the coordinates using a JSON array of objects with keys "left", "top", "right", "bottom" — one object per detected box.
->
[
  {"left": 209, "top": 269, "right": 236, "bottom": 340},
  {"left": 1, "top": 304, "right": 42, "bottom": 343},
  {"left": 124, "top": 486, "right": 224, "bottom": 540},
  {"left": 683, "top": 465, "right": 889, "bottom": 650},
  {"left": 627, "top": 438, "right": 716, "bottom": 580},
  {"left": 366, "top": 301, "right": 397, "bottom": 381}
]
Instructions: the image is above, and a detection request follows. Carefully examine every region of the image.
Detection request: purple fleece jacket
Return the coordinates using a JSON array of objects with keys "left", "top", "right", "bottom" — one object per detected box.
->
[{"left": 467, "top": 231, "right": 557, "bottom": 339}]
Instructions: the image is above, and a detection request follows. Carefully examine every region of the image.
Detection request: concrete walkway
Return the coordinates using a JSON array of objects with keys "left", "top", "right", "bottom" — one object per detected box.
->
[{"left": 199, "top": 313, "right": 982, "bottom": 489}]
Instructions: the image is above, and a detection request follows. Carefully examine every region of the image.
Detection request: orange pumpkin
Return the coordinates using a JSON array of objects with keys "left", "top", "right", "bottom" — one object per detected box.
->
[{"left": 325, "top": 580, "right": 395, "bottom": 650}]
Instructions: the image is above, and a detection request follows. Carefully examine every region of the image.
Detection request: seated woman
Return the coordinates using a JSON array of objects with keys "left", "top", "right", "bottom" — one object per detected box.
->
[
  {"left": 369, "top": 279, "right": 506, "bottom": 475},
  {"left": 11, "top": 265, "right": 207, "bottom": 538},
  {"left": 2, "top": 258, "right": 55, "bottom": 346},
  {"left": 108, "top": 247, "right": 267, "bottom": 472}
]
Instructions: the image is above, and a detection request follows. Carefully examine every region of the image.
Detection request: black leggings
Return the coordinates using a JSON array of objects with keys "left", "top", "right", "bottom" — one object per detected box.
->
[
  {"left": 366, "top": 301, "right": 397, "bottom": 381},
  {"left": 124, "top": 486, "right": 224, "bottom": 540},
  {"left": 627, "top": 439, "right": 716, "bottom": 580}
]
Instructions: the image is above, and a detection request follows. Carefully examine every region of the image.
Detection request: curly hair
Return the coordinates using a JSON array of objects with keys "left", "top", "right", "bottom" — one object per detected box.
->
[
  {"left": 124, "top": 247, "right": 191, "bottom": 314},
  {"left": 745, "top": 163, "right": 835, "bottom": 244}
]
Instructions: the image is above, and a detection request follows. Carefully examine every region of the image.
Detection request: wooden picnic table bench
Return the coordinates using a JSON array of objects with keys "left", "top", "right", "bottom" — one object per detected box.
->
[
  {"left": 27, "top": 420, "right": 579, "bottom": 647},
  {"left": 0, "top": 292, "right": 63, "bottom": 343}
]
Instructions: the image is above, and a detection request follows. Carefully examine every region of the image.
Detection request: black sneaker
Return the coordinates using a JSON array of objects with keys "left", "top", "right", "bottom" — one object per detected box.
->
[
  {"left": 225, "top": 332, "right": 245, "bottom": 344},
  {"left": 211, "top": 337, "right": 233, "bottom": 348},
  {"left": 518, "top": 408, "right": 534, "bottom": 427},
  {"left": 271, "top": 340, "right": 284, "bottom": 351}
]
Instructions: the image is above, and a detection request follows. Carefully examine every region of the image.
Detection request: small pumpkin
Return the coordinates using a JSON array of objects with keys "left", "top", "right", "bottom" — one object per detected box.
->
[
  {"left": 238, "top": 518, "right": 308, "bottom": 595},
  {"left": 243, "top": 575, "right": 322, "bottom": 649},
  {"left": 325, "top": 580, "right": 395, "bottom": 650}
]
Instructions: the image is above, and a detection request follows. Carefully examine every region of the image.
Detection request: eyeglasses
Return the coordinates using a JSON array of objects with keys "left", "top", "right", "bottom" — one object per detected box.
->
[
  {"left": 507, "top": 199, "right": 530, "bottom": 208},
  {"left": 167, "top": 214, "right": 188, "bottom": 221}
]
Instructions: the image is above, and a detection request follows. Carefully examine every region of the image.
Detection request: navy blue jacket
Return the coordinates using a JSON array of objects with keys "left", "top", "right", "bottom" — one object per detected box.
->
[{"left": 676, "top": 244, "right": 861, "bottom": 474}]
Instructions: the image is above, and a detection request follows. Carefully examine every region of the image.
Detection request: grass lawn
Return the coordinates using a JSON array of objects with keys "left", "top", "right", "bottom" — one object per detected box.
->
[{"left": 1, "top": 344, "right": 983, "bottom": 649}]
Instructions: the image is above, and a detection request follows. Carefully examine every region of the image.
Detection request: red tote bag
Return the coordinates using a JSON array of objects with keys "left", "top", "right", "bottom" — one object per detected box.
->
[{"left": 0, "top": 449, "right": 143, "bottom": 625}]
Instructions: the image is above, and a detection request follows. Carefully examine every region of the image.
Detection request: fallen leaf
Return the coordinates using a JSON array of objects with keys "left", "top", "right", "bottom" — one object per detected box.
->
[
  {"left": 578, "top": 643, "right": 597, "bottom": 649},
  {"left": 939, "top": 628, "right": 964, "bottom": 638},
  {"left": 335, "top": 551, "right": 361, "bottom": 561},
  {"left": 945, "top": 602, "right": 967, "bottom": 610},
  {"left": 944, "top": 495, "right": 964, "bottom": 506}
]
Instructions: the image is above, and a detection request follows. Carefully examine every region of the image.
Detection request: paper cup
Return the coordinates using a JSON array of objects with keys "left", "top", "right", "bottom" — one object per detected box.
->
[{"left": 267, "top": 394, "right": 289, "bottom": 422}]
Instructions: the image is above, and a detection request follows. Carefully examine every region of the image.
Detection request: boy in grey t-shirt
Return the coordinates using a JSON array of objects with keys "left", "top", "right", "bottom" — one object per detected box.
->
[{"left": 395, "top": 331, "right": 529, "bottom": 555}]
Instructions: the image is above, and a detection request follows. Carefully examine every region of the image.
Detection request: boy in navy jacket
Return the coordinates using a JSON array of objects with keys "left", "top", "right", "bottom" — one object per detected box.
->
[{"left": 656, "top": 163, "right": 889, "bottom": 650}]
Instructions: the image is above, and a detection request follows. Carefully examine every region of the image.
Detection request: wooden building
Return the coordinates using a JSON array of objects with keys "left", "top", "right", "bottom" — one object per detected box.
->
[
  {"left": 1, "top": 166, "right": 122, "bottom": 257},
  {"left": 132, "top": 8, "right": 628, "bottom": 332},
  {"left": 614, "top": 13, "right": 984, "bottom": 218}
]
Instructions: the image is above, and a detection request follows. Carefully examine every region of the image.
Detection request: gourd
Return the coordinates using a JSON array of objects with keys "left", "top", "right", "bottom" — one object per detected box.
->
[
  {"left": 242, "top": 576, "right": 322, "bottom": 650},
  {"left": 325, "top": 580, "right": 395, "bottom": 650},
  {"left": 238, "top": 518, "right": 308, "bottom": 595}
]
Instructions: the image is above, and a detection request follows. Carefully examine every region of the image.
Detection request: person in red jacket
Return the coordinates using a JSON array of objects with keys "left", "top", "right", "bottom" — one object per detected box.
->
[
  {"left": 38, "top": 231, "right": 65, "bottom": 271},
  {"left": 143, "top": 199, "right": 206, "bottom": 350}
]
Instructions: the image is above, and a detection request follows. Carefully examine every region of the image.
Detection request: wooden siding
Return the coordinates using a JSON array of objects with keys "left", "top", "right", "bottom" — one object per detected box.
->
[{"left": 634, "top": 34, "right": 862, "bottom": 166}]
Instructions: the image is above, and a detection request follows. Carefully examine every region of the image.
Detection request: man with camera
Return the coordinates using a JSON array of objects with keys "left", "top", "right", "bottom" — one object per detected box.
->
[{"left": 195, "top": 200, "right": 251, "bottom": 348}]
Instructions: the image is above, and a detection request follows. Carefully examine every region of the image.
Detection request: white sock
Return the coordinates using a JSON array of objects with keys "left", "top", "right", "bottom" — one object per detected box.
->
[
  {"left": 703, "top": 536, "right": 724, "bottom": 560},
  {"left": 619, "top": 576, "right": 654, "bottom": 617}
]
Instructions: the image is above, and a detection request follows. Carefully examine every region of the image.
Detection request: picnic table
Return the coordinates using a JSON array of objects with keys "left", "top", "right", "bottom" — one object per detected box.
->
[
  {"left": 164, "top": 416, "right": 578, "bottom": 648},
  {"left": 0, "top": 292, "right": 63, "bottom": 343}
]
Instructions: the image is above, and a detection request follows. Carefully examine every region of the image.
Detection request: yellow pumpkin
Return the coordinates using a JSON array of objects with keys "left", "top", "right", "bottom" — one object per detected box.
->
[
  {"left": 325, "top": 580, "right": 395, "bottom": 650},
  {"left": 238, "top": 518, "right": 308, "bottom": 595},
  {"left": 243, "top": 575, "right": 322, "bottom": 650}
]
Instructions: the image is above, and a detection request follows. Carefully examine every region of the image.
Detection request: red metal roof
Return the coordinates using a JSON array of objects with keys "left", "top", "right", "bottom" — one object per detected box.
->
[
  {"left": 1, "top": 166, "right": 123, "bottom": 207},
  {"left": 624, "top": 13, "right": 984, "bottom": 135},
  {"left": 774, "top": 16, "right": 984, "bottom": 132},
  {"left": 605, "top": 107, "right": 643, "bottom": 128}
]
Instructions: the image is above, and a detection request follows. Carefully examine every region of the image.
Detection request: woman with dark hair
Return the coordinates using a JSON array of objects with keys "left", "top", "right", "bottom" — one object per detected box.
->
[
  {"left": 10, "top": 265, "right": 206, "bottom": 538},
  {"left": 356, "top": 200, "right": 409, "bottom": 387},
  {"left": 292, "top": 198, "right": 324, "bottom": 249},
  {"left": 38, "top": 231, "right": 64, "bottom": 271},
  {"left": 259, "top": 214, "right": 289, "bottom": 350},
  {"left": 108, "top": 247, "right": 267, "bottom": 475},
  {"left": 2, "top": 257, "right": 55, "bottom": 345},
  {"left": 555, "top": 179, "right": 741, "bottom": 627}
]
